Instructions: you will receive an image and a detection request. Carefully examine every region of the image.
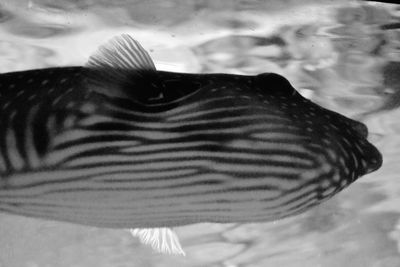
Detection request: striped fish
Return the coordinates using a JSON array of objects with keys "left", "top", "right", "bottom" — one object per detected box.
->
[{"left": 0, "top": 34, "right": 382, "bottom": 255}]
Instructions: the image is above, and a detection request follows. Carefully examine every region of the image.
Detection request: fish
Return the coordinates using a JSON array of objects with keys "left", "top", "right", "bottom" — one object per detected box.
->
[{"left": 0, "top": 34, "right": 382, "bottom": 255}]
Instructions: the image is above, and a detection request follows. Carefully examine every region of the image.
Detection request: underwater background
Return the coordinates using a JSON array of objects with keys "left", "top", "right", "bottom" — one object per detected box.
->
[{"left": 0, "top": 0, "right": 399, "bottom": 266}]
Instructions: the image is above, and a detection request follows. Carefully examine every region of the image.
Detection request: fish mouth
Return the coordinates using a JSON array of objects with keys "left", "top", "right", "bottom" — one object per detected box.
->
[
  {"left": 344, "top": 117, "right": 382, "bottom": 175},
  {"left": 363, "top": 141, "right": 383, "bottom": 175},
  {"left": 350, "top": 120, "right": 383, "bottom": 174}
]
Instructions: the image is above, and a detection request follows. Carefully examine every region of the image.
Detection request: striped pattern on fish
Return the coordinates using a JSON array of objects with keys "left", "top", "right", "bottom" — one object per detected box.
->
[{"left": 0, "top": 35, "right": 382, "bottom": 254}]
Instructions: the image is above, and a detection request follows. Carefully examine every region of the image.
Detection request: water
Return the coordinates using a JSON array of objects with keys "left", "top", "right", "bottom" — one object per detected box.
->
[{"left": 0, "top": 0, "right": 399, "bottom": 266}]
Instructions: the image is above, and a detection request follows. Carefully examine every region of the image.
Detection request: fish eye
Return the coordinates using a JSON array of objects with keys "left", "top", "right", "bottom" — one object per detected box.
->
[{"left": 255, "top": 73, "right": 297, "bottom": 96}]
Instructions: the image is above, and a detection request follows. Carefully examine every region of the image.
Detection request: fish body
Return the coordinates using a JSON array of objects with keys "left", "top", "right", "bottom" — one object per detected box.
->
[{"left": 0, "top": 35, "right": 382, "bottom": 254}]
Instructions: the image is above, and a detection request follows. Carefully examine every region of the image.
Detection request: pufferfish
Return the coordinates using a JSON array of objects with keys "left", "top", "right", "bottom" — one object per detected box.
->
[{"left": 0, "top": 34, "right": 382, "bottom": 255}]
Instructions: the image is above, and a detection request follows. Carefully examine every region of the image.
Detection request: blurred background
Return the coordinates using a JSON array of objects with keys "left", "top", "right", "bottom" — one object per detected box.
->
[{"left": 0, "top": 0, "right": 399, "bottom": 266}]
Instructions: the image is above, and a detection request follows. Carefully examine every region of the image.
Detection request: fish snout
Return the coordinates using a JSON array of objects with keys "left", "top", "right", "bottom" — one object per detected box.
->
[
  {"left": 362, "top": 143, "right": 383, "bottom": 175},
  {"left": 338, "top": 116, "right": 382, "bottom": 177},
  {"left": 348, "top": 120, "right": 382, "bottom": 175}
]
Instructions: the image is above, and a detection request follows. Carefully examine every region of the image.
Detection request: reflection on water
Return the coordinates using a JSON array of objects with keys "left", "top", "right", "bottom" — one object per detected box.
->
[{"left": 0, "top": 0, "right": 399, "bottom": 266}]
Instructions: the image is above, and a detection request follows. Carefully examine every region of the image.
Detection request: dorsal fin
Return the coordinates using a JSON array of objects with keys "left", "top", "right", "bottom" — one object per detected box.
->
[
  {"left": 86, "top": 34, "right": 156, "bottom": 72},
  {"left": 85, "top": 34, "right": 157, "bottom": 99}
]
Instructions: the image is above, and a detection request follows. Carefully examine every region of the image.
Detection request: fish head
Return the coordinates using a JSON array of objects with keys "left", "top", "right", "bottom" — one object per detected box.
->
[
  {"left": 254, "top": 72, "right": 382, "bottom": 187},
  {"left": 317, "top": 107, "right": 383, "bottom": 178}
]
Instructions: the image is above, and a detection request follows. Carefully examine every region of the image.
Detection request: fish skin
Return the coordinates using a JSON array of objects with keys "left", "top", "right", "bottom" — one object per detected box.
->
[
  {"left": 0, "top": 67, "right": 97, "bottom": 170},
  {"left": 0, "top": 38, "right": 382, "bottom": 230}
]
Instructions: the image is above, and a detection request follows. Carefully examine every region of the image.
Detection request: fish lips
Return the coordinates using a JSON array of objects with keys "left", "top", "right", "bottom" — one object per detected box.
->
[
  {"left": 354, "top": 122, "right": 383, "bottom": 175},
  {"left": 344, "top": 118, "right": 382, "bottom": 176},
  {"left": 363, "top": 139, "right": 383, "bottom": 175}
]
